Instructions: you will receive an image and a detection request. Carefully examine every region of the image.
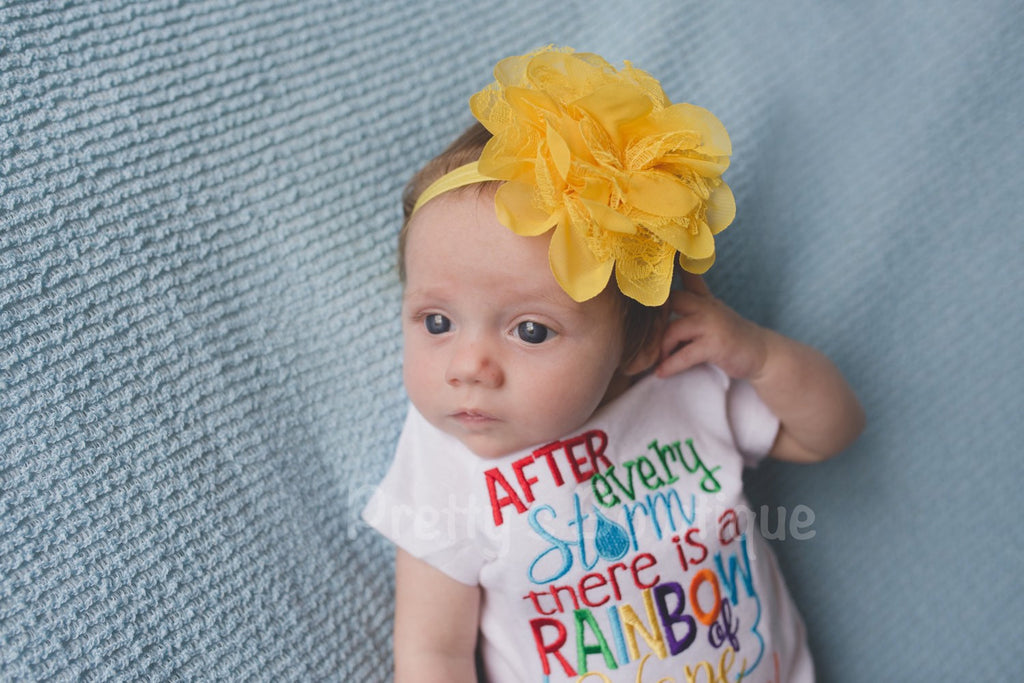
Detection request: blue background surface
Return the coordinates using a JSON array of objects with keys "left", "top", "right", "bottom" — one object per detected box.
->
[{"left": 2, "top": 0, "right": 1021, "bottom": 679}]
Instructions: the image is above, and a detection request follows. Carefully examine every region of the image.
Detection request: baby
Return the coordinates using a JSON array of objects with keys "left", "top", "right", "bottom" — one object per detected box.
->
[{"left": 364, "top": 48, "right": 864, "bottom": 683}]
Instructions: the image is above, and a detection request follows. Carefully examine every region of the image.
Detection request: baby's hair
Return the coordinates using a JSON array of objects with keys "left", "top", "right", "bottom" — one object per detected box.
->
[{"left": 399, "top": 122, "right": 664, "bottom": 373}]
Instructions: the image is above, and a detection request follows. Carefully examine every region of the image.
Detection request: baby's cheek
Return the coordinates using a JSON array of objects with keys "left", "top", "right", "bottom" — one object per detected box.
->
[{"left": 535, "top": 383, "right": 605, "bottom": 434}]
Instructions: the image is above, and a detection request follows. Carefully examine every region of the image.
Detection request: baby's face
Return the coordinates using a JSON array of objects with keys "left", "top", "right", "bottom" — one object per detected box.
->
[{"left": 401, "top": 191, "right": 626, "bottom": 459}]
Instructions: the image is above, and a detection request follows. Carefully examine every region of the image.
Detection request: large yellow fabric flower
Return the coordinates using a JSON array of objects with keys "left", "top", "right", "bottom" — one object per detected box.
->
[{"left": 470, "top": 47, "right": 735, "bottom": 306}]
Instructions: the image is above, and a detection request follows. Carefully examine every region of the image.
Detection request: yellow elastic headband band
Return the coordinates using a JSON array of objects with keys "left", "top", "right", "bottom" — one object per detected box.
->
[{"left": 410, "top": 162, "right": 494, "bottom": 216}]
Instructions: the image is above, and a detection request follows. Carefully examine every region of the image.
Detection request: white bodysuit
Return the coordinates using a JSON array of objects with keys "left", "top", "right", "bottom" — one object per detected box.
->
[{"left": 364, "top": 365, "right": 815, "bottom": 682}]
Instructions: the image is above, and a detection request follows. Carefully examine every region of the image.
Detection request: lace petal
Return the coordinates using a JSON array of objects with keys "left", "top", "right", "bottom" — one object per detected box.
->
[
  {"left": 656, "top": 103, "right": 732, "bottom": 156},
  {"left": 679, "top": 220, "right": 716, "bottom": 261},
  {"left": 626, "top": 172, "right": 699, "bottom": 217},
  {"left": 548, "top": 220, "right": 613, "bottom": 302},
  {"left": 679, "top": 250, "right": 716, "bottom": 275},
  {"left": 494, "top": 182, "right": 555, "bottom": 236},
  {"left": 576, "top": 83, "right": 654, "bottom": 146},
  {"left": 580, "top": 197, "right": 636, "bottom": 234},
  {"left": 616, "top": 250, "right": 675, "bottom": 306},
  {"left": 707, "top": 184, "right": 736, "bottom": 235},
  {"left": 546, "top": 122, "right": 572, "bottom": 181}
]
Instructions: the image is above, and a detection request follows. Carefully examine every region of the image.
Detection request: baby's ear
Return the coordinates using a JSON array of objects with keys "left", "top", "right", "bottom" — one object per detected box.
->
[{"left": 621, "top": 305, "right": 670, "bottom": 376}]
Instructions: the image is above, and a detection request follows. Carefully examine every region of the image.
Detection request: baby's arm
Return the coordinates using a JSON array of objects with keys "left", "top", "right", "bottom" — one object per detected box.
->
[
  {"left": 393, "top": 548, "right": 480, "bottom": 682},
  {"left": 656, "top": 274, "right": 865, "bottom": 462}
]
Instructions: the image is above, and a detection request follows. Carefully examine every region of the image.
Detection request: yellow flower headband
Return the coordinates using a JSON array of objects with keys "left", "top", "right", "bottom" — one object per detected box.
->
[{"left": 413, "top": 46, "right": 735, "bottom": 307}]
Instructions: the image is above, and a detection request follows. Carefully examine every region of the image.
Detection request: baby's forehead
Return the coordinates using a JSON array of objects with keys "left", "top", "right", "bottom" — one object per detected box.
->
[{"left": 405, "top": 193, "right": 552, "bottom": 267}]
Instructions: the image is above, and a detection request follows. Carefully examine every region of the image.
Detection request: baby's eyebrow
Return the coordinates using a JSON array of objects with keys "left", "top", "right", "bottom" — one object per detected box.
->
[
  {"left": 401, "top": 285, "right": 446, "bottom": 303},
  {"left": 513, "top": 281, "right": 578, "bottom": 308}
]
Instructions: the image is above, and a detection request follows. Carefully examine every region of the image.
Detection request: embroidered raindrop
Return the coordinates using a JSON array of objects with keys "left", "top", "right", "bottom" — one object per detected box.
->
[{"left": 593, "top": 507, "right": 630, "bottom": 561}]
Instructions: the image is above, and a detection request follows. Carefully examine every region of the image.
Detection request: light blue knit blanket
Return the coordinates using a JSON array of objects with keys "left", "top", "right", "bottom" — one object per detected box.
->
[{"left": 2, "top": 0, "right": 1021, "bottom": 679}]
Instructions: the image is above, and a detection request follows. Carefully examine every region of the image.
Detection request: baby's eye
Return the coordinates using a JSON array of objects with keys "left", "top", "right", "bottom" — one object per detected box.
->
[
  {"left": 424, "top": 314, "right": 451, "bottom": 335},
  {"left": 515, "top": 321, "right": 552, "bottom": 344}
]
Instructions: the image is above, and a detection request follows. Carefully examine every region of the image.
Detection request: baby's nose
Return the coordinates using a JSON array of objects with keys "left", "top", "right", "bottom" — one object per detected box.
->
[{"left": 445, "top": 338, "right": 503, "bottom": 388}]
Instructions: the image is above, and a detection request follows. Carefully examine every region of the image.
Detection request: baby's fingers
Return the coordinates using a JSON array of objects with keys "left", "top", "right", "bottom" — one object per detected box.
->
[
  {"left": 657, "top": 318, "right": 710, "bottom": 377},
  {"left": 660, "top": 315, "right": 700, "bottom": 355},
  {"left": 656, "top": 339, "right": 710, "bottom": 377},
  {"left": 667, "top": 291, "right": 713, "bottom": 320},
  {"left": 679, "top": 272, "right": 712, "bottom": 297}
]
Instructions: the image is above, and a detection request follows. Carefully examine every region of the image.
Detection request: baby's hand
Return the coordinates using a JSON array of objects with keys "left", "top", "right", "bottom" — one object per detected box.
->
[
  {"left": 656, "top": 274, "right": 865, "bottom": 462},
  {"left": 655, "top": 274, "right": 769, "bottom": 381}
]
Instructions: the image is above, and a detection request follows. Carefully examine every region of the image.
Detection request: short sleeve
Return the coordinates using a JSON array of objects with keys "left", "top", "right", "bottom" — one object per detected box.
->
[
  {"left": 361, "top": 406, "right": 486, "bottom": 585},
  {"left": 726, "top": 377, "right": 781, "bottom": 466}
]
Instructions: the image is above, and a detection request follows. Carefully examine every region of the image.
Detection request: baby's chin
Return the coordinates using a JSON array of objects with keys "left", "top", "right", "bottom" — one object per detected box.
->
[
  {"left": 446, "top": 425, "right": 556, "bottom": 461},
  {"left": 452, "top": 433, "right": 527, "bottom": 460}
]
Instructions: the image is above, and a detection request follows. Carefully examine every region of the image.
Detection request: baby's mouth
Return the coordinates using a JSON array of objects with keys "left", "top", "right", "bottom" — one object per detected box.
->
[{"left": 451, "top": 409, "right": 498, "bottom": 424}]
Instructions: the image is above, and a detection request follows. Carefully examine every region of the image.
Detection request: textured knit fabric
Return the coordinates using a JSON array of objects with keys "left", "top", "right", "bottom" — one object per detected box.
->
[{"left": 2, "top": 1, "right": 1022, "bottom": 680}]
